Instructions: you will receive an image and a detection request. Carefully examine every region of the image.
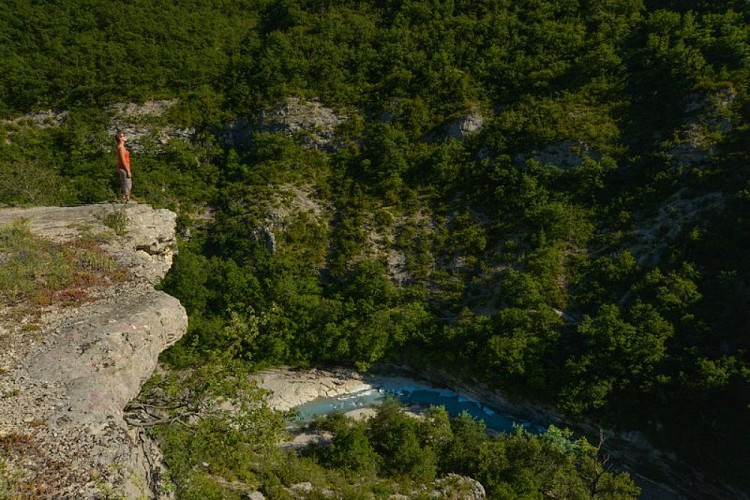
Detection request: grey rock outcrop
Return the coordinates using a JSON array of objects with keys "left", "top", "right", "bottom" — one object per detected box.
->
[
  {"left": 106, "top": 99, "right": 195, "bottom": 153},
  {"left": 629, "top": 190, "right": 724, "bottom": 266},
  {"left": 0, "top": 109, "right": 69, "bottom": 129},
  {"left": 252, "top": 226, "right": 278, "bottom": 254},
  {"left": 668, "top": 87, "right": 736, "bottom": 167},
  {"left": 282, "top": 474, "right": 484, "bottom": 499},
  {"left": 221, "top": 117, "right": 255, "bottom": 149},
  {"left": 388, "top": 474, "right": 486, "bottom": 499},
  {"left": 247, "top": 184, "right": 330, "bottom": 258},
  {"left": 261, "top": 97, "right": 344, "bottom": 147},
  {"left": 2, "top": 203, "right": 178, "bottom": 285},
  {"left": 221, "top": 97, "right": 345, "bottom": 150},
  {"left": 432, "top": 474, "right": 486, "bottom": 499},
  {"left": 514, "top": 139, "right": 600, "bottom": 169},
  {"left": 0, "top": 203, "right": 187, "bottom": 499},
  {"left": 424, "top": 111, "right": 485, "bottom": 142},
  {"left": 1, "top": 100, "right": 194, "bottom": 154}
]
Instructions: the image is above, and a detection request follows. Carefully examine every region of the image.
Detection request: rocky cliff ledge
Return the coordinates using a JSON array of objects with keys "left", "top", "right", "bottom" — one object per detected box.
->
[{"left": 0, "top": 203, "right": 187, "bottom": 498}]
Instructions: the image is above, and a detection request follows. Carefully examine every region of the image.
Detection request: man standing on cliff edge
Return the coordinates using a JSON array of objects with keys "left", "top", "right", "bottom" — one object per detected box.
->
[{"left": 115, "top": 131, "right": 132, "bottom": 203}]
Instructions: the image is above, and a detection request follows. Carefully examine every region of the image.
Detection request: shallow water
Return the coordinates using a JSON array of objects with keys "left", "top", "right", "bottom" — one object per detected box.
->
[{"left": 291, "top": 380, "right": 547, "bottom": 433}]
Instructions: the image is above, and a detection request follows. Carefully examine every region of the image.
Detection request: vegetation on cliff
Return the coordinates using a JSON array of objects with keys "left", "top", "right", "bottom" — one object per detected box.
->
[{"left": 1, "top": 0, "right": 749, "bottom": 497}]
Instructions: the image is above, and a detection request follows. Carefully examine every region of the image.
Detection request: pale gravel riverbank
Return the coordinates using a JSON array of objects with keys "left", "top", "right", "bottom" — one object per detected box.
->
[
  {"left": 254, "top": 367, "right": 373, "bottom": 412},
  {"left": 254, "top": 366, "right": 429, "bottom": 414},
  {"left": 255, "top": 367, "right": 380, "bottom": 451}
]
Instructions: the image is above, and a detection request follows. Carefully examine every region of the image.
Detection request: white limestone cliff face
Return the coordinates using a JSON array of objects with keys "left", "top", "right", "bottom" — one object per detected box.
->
[{"left": 0, "top": 203, "right": 187, "bottom": 499}]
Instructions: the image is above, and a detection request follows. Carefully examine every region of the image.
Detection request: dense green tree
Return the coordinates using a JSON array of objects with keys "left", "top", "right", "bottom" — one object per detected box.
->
[
  {"left": 367, "top": 399, "right": 438, "bottom": 481},
  {"left": 561, "top": 303, "right": 673, "bottom": 414}
]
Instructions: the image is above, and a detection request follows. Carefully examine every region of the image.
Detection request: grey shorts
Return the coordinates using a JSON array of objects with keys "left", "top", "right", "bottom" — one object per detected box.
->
[{"left": 118, "top": 169, "right": 132, "bottom": 195}]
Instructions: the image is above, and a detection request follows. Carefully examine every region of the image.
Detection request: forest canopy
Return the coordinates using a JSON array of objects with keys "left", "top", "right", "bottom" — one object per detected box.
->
[{"left": 1, "top": 0, "right": 749, "bottom": 496}]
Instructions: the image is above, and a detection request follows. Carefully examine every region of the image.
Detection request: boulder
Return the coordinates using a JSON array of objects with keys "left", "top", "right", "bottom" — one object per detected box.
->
[
  {"left": 433, "top": 474, "right": 486, "bottom": 499},
  {"left": 424, "top": 111, "right": 485, "bottom": 142}
]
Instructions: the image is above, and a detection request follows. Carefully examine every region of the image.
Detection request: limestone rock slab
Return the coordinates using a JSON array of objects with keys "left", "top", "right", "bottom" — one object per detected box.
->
[{"left": 0, "top": 203, "right": 186, "bottom": 499}]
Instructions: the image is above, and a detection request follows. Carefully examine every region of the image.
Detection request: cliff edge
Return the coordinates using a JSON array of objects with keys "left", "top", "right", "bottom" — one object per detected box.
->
[{"left": 0, "top": 203, "right": 187, "bottom": 498}]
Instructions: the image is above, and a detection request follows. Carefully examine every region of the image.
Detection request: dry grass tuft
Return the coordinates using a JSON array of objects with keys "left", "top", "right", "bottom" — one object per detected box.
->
[
  {"left": 0, "top": 432, "right": 67, "bottom": 499},
  {"left": 0, "top": 219, "right": 130, "bottom": 333}
]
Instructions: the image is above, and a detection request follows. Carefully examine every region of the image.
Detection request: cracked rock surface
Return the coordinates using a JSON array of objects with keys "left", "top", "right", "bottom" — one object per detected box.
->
[{"left": 0, "top": 203, "right": 187, "bottom": 499}]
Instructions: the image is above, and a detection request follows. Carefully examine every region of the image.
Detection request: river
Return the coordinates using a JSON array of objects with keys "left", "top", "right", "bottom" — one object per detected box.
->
[
  {"left": 258, "top": 367, "right": 745, "bottom": 499},
  {"left": 291, "top": 379, "right": 548, "bottom": 434},
  {"left": 277, "top": 371, "right": 689, "bottom": 500}
]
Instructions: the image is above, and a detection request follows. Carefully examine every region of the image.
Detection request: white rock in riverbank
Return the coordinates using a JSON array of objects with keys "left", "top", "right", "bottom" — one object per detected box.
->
[{"left": 256, "top": 367, "right": 373, "bottom": 412}]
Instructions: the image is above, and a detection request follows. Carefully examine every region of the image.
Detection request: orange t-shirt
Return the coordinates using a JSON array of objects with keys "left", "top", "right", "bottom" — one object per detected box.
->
[{"left": 117, "top": 146, "right": 130, "bottom": 170}]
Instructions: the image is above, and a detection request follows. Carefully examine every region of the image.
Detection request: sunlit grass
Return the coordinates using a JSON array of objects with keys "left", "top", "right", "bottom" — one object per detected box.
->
[{"left": 0, "top": 219, "right": 129, "bottom": 323}]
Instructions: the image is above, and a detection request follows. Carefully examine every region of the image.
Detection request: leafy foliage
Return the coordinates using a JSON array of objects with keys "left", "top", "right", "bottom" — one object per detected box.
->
[
  {"left": 2, "top": 0, "right": 750, "bottom": 493},
  {"left": 302, "top": 401, "right": 640, "bottom": 499}
]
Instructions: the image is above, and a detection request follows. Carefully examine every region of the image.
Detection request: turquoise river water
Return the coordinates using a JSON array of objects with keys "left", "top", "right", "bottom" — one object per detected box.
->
[{"left": 291, "top": 379, "right": 547, "bottom": 433}]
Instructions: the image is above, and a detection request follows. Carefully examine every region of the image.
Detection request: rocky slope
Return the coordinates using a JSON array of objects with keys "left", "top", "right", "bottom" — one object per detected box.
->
[{"left": 0, "top": 203, "right": 186, "bottom": 499}]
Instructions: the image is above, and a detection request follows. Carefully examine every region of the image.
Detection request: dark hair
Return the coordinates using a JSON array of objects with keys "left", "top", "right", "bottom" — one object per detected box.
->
[{"left": 115, "top": 130, "right": 125, "bottom": 142}]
